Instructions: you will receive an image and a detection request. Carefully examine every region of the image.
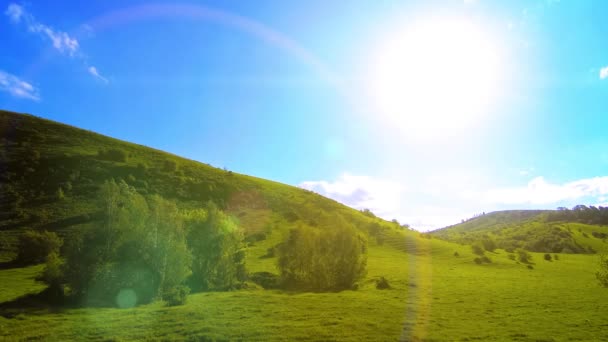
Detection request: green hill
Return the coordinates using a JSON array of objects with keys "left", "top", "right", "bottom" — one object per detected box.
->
[
  {"left": 430, "top": 210, "right": 608, "bottom": 254},
  {"left": 1, "top": 110, "right": 608, "bottom": 341},
  {"left": 0, "top": 109, "right": 404, "bottom": 255}
]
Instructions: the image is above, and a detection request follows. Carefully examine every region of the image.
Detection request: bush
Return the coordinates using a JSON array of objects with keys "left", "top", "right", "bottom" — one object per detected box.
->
[
  {"left": 163, "top": 285, "right": 190, "bottom": 306},
  {"left": 376, "top": 276, "right": 391, "bottom": 290},
  {"left": 516, "top": 249, "right": 532, "bottom": 264},
  {"left": 527, "top": 265, "right": 534, "bottom": 270},
  {"left": 474, "top": 256, "right": 492, "bottom": 264},
  {"left": 453, "top": 251, "right": 459, "bottom": 257},
  {"left": 554, "top": 254, "right": 559, "bottom": 260},
  {"left": 544, "top": 253, "right": 552, "bottom": 261},
  {"left": 508, "top": 254, "right": 516, "bottom": 261},
  {"left": 16, "top": 230, "right": 63, "bottom": 265},
  {"left": 471, "top": 243, "right": 485, "bottom": 256}
]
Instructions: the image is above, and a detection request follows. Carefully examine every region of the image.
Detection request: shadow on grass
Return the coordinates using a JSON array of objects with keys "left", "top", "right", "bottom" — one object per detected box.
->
[{"left": 0, "top": 288, "right": 69, "bottom": 318}]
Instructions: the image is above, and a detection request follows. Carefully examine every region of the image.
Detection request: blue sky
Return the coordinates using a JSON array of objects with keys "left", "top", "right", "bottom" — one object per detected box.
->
[{"left": 1, "top": 0, "right": 608, "bottom": 230}]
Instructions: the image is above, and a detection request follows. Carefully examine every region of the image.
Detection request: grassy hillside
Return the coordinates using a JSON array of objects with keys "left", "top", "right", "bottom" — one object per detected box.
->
[
  {"left": 0, "top": 109, "right": 400, "bottom": 249},
  {"left": 1, "top": 110, "right": 608, "bottom": 341},
  {"left": 430, "top": 210, "right": 608, "bottom": 254}
]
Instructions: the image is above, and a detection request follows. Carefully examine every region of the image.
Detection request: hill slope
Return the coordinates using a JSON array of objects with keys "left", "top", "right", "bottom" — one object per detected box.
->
[
  {"left": 0, "top": 109, "right": 407, "bottom": 252},
  {"left": 430, "top": 210, "right": 608, "bottom": 253}
]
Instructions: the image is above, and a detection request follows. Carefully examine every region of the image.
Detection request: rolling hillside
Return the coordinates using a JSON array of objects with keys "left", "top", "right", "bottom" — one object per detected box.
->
[
  {"left": 1, "top": 110, "right": 607, "bottom": 341},
  {"left": 430, "top": 210, "right": 608, "bottom": 254},
  {"left": 0, "top": 109, "right": 406, "bottom": 256}
]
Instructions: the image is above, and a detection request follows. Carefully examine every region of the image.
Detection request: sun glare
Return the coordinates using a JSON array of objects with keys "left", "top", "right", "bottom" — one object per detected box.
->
[{"left": 367, "top": 16, "right": 504, "bottom": 141}]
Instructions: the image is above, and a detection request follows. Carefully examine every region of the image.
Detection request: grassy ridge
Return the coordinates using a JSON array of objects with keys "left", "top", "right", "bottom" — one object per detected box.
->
[{"left": 431, "top": 210, "right": 608, "bottom": 254}]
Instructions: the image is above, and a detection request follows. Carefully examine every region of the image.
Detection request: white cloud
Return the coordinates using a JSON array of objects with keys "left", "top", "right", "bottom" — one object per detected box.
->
[
  {"left": 0, "top": 70, "right": 39, "bottom": 100},
  {"left": 88, "top": 66, "right": 108, "bottom": 84},
  {"left": 300, "top": 173, "right": 404, "bottom": 221},
  {"left": 5, "top": 3, "right": 23, "bottom": 23},
  {"left": 299, "top": 172, "right": 608, "bottom": 231},
  {"left": 5, "top": 3, "right": 107, "bottom": 83},
  {"left": 600, "top": 66, "right": 608, "bottom": 80},
  {"left": 5, "top": 3, "right": 80, "bottom": 56},
  {"left": 478, "top": 176, "right": 608, "bottom": 205}
]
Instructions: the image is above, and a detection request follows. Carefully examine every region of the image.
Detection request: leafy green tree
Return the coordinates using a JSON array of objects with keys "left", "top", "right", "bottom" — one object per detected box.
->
[
  {"left": 61, "top": 180, "right": 192, "bottom": 306},
  {"left": 185, "top": 201, "right": 246, "bottom": 291},
  {"left": 277, "top": 216, "right": 367, "bottom": 291}
]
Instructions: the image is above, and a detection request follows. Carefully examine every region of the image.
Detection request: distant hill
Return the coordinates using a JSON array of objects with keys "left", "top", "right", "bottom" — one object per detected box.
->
[
  {"left": 0, "top": 109, "right": 407, "bottom": 255},
  {"left": 430, "top": 209, "right": 608, "bottom": 253}
]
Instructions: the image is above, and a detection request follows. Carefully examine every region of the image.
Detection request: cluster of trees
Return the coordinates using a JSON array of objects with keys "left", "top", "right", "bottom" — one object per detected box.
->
[
  {"left": 549, "top": 205, "right": 608, "bottom": 225},
  {"left": 277, "top": 216, "right": 368, "bottom": 291},
  {"left": 40, "top": 180, "right": 246, "bottom": 307}
]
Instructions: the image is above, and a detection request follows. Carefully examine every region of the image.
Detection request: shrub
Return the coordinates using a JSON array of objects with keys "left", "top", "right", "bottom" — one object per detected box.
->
[
  {"left": 474, "top": 257, "right": 483, "bottom": 264},
  {"left": 516, "top": 249, "right": 532, "bottom": 264},
  {"left": 163, "top": 285, "right": 190, "bottom": 306},
  {"left": 453, "top": 251, "right": 460, "bottom": 257},
  {"left": 16, "top": 230, "right": 63, "bottom": 265},
  {"left": 554, "top": 254, "right": 559, "bottom": 260},
  {"left": 527, "top": 265, "right": 534, "bottom": 270},
  {"left": 471, "top": 243, "right": 485, "bottom": 256},
  {"left": 544, "top": 253, "right": 552, "bottom": 261},
  {"left": 508, "top": 254, "right": 516, "bottom": 261},
  {"left": 376, "top": 276, "right": 391, "bottom": 290}
]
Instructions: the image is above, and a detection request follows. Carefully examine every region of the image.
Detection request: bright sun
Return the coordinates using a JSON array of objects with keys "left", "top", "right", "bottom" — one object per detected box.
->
[{"left": 367, "top": 16, "right": 504, "bottom": 141}]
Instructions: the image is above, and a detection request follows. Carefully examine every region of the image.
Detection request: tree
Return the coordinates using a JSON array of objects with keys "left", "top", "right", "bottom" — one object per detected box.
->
[
  {"left": 277, "top": 216, "right": 367, "bottom": 291},
  {"left": 61, "top": 180, "right": 192, "bottom": 306},
  {"left": 185, "top": 201, "right": 246, "bottom": 291}
]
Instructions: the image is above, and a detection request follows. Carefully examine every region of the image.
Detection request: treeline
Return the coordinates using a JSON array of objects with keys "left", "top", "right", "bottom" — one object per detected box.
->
[
  {"left": 548, "top": 205, "right": 608, "bottom": 225},
  {"left": 32, "top": 179, "right": 246, "bottom": 307}
]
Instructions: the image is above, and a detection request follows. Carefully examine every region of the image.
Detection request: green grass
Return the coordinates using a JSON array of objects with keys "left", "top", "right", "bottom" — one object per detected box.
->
[
  {"left": 2, "top": 239, "right": 607, "bottom": 341},
  {"left": 0, "top": 265, "right": 45, "bottom": 303}
]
